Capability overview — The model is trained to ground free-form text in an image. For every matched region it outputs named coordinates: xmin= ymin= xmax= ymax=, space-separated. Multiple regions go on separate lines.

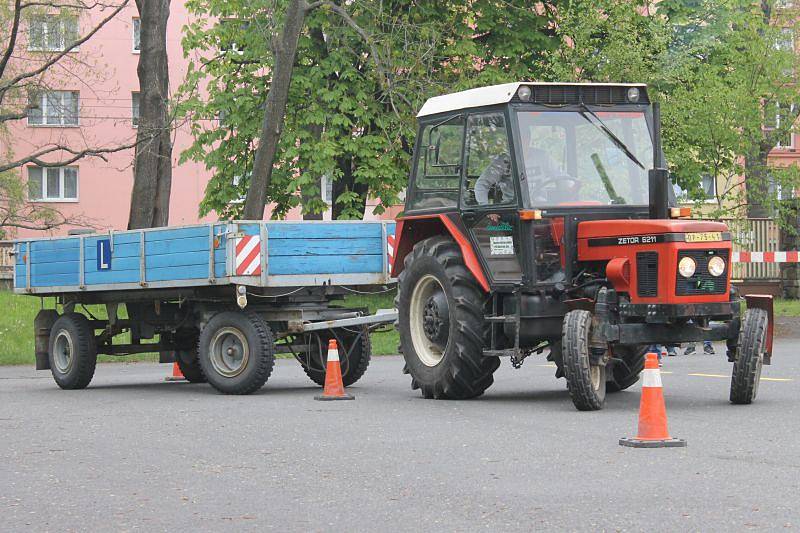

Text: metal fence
xmin=718 ymin=218 xmax=781 ymax=281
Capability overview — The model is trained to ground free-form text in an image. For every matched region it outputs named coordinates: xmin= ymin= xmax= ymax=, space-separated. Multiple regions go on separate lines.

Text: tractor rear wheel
xmin=730 ymin=308 xmax=768 ymax=404
xmin=562 ymin=310 xmax=606 ymax=410
xmin=397 ymin=236 xmax=499 ymax=399
xmin=607 ymin=344 xmax=647 ymax=392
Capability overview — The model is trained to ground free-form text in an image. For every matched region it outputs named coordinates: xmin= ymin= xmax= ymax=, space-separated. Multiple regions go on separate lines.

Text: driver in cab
xmin=474 ymin=148 xmax=565 ymax=205
xmin=473 ymin=122 xmax=579 ymax=205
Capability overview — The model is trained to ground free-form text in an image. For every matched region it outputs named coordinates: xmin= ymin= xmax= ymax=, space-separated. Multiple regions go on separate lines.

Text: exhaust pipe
xmin=649 ymin=102 xmax=669 ymax=220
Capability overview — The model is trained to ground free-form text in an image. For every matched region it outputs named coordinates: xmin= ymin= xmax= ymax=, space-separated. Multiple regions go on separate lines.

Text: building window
xmin=321 ymin=174 xmax=333 ymax=205
xmin=765 ymin=101 xmax=795 ymax=148
xmin=701 ymin=174 xmax=717 ymax=202
xmin=27 ymin=91 xmax=79 ymax=126
xmin=132 ymin=92 xmax=140 ymax=127
xmin=29 ymin=14 xmax=78 ymax=52
xmin=132 ymin=17 xmax=140 ymax=52
xmin=776 ymin=28 xmax=796 ymax=52
xmin=28 ymin=166 xmax=79 ymax=202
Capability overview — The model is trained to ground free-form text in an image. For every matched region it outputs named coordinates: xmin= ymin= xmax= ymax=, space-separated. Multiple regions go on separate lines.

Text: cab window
xmin=406 ymin=115 xmax=464 ymax=211
xmin=463 ymin=113 xmax=514 ymax=207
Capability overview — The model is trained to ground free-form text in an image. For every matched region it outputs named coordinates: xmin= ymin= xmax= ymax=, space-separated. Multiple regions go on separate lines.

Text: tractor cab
xmin=402 ymin=82 xmax=659 ymax=289
xmin=393 ymin=82 xmax=773 ymax=411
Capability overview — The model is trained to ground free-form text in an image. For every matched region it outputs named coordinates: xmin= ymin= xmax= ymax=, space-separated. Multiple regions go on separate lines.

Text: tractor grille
xmin=636 ymin=252 xmax=659 ymax=297
xmin=675 ymin=249 xmax=729 ymax=296
xmin=526 ymin=85 xmax=649 ymax=106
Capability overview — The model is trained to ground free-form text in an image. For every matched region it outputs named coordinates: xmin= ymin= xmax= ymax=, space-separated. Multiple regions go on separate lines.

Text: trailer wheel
xmin=562 ymin=310 xmax=606 ymax=410
xmin=48 ymin=312 xmax=97 ymax=390
xmin=397 ymin=236 xmax=499 ymax=400
xmin=177 ymin=346 xmax=207 ymax=383
xmin=730 ymin=308 xmax=768 ymax=404
xmin=607 ymin=344 xmax=647 ymax=392
xmin=199 ymin=311 xmax=275 ymax=395
xmin=299 ymin=327 xmax=372 ymax=387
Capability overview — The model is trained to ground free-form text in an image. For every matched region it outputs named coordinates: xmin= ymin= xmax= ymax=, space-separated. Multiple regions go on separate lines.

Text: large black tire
xmin=48 ymin=312 xmax=97 ymax=390
xmin=607 ymin=344 xmax=647 ymax=392
xmin=396 ymin=236 xmax=499 ymax=400
xmin=177 ymin=346 xmax=207 ymax=383
xmin=299 ymin=328 xmax=372 ymax=387
xmin=562 ymin=309 xmax=606 ymax=410
xmin=198 ymin=311 xmax=275 ymax=395
xmin=730 ymin=308 xmax=768 ymax=404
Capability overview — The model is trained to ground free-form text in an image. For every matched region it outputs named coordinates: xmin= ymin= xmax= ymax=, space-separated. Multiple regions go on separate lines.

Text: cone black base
xmin=314 ymin=394 xmax=355 ymax=401
xmin=619 ymin=437 xmax=687 ymax=448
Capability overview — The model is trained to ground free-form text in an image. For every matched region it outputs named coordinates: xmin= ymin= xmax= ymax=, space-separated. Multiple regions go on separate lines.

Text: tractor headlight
xmin=517 ymin=85 xmax=532 ymax=102
xmin=678 ymin=256 xmax=696 ymax=278
xmin=708 ymin=256 xmax=726 ymax=277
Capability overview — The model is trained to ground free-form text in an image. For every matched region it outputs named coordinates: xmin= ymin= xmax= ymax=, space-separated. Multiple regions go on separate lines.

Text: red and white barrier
xmin=732 ymin=251 xmax=800 ymax=263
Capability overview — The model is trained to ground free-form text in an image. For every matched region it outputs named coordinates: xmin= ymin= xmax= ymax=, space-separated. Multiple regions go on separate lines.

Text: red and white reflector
xmin=235 ymin=235 xmax=261 ymax=276
xmin=387 ymin=234 xmax=396 ymax=270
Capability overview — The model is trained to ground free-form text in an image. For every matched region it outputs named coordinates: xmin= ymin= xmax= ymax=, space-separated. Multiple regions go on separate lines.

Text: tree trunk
xmin=128 ymin=0 xmax=172 ymax=230
xmin=744 ymin=148 xmax=771 ymax=219
xmin=779 ymin=199 xmax=800 ymax=298
xmin=331 ymin=154 xmax=368 ymax=219
xmin=242 ymin=0 xmax=308 ymax=220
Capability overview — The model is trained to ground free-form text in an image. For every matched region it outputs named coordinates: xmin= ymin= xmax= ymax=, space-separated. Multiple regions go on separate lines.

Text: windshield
xmin=516 ymin=110 xmax=653 ymax=207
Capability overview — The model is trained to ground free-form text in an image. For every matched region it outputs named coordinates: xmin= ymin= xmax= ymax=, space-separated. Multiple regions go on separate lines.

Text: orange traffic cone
xmin=619 ymin=353 xmax=686 ymax=448
xmin=165 ymin=361 xmax=186 ymax=382
xmin=314 ymin=339 xmax=354 ymax=401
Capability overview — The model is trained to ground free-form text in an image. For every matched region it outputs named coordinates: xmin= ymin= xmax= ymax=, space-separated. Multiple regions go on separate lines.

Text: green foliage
xmin=544 ymin=0 xmax=800 ymax=225
xmin=179 ymin=1 xmax=566 ymax=219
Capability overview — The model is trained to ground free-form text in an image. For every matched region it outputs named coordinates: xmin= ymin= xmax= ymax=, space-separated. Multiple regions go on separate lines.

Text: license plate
xmin=685 ymin=232 xmax=722 ymax=243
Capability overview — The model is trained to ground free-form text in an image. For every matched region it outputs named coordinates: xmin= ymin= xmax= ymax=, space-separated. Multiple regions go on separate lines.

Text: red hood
xmin=578 ymin=219 xmax=729 ymax=240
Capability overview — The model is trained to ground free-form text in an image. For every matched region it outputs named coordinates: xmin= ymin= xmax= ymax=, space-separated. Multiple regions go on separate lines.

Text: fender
xmin=392 ymin=213 xmax=490 ymax=292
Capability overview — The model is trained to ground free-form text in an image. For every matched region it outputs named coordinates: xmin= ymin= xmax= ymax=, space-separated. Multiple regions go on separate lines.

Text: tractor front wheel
xmin=397 ymin=236 xmax=499 ymax=400
xmin=607 ymin=344 xmax=647 ymax=392
xmin=730 ymin=308 xmax=768 ymax=404
xmin=562 ymin=310 xmax=606 ymax=410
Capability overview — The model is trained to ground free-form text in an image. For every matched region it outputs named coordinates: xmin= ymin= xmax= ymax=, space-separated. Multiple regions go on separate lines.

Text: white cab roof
xmin=416 ymin=82 xmax=648 ymax=118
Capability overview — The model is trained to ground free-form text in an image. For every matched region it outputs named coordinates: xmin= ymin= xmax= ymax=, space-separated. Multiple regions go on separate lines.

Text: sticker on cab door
xmin=490 ymin=236 xmax=514 ymax=255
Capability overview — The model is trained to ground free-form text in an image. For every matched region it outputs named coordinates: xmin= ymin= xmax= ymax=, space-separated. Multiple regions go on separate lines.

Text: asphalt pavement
xmin=1 ymin=341 xmax=799 ymax=532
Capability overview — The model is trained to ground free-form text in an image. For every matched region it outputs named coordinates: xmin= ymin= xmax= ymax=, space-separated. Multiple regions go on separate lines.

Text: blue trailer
xmin=12 ymin=220 xmax=397 ymax=394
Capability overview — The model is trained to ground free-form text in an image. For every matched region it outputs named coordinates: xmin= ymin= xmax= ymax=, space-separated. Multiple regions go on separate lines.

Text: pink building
xmin=8 ymin=2 xmax=398 ymax=239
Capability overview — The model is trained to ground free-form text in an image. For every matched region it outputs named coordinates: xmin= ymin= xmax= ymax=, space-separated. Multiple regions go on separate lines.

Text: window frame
xmin=460 ymin=109 xmax=518 ymax=210
xmin=27 ymin=166 xmax=79 ymax=202
xmin=27 ymin=90 xmax=80 ymax=127
xmin=404 ymin=113 xmax=466 ymax=214
xmin=765 ymin=101 xmax=796 ymax=149
xmin=28 ymin=14 xmax=79 ymax=52
xmin=701 ymin=174 xmax=718 ymax=204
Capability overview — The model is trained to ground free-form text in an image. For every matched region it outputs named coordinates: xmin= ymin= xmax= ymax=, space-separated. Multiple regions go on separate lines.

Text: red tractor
xmin=392 ymin=82 xmax=773 ymax=411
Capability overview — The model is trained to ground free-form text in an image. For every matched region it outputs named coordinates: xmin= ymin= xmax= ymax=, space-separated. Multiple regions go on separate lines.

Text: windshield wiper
xmin=579 ymin=103 xmax=646 ymax=171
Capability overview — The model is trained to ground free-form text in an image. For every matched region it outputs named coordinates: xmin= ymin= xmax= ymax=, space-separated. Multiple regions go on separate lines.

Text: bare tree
xmin=127 ymin=0 xmax=172 ymax=229
xmin=0 ymin=0 xmax=132 ymax=236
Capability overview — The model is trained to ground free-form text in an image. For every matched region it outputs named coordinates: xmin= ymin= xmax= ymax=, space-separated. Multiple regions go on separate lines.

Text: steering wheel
xmin=531 ymin=174 xmax=581 ymax=203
